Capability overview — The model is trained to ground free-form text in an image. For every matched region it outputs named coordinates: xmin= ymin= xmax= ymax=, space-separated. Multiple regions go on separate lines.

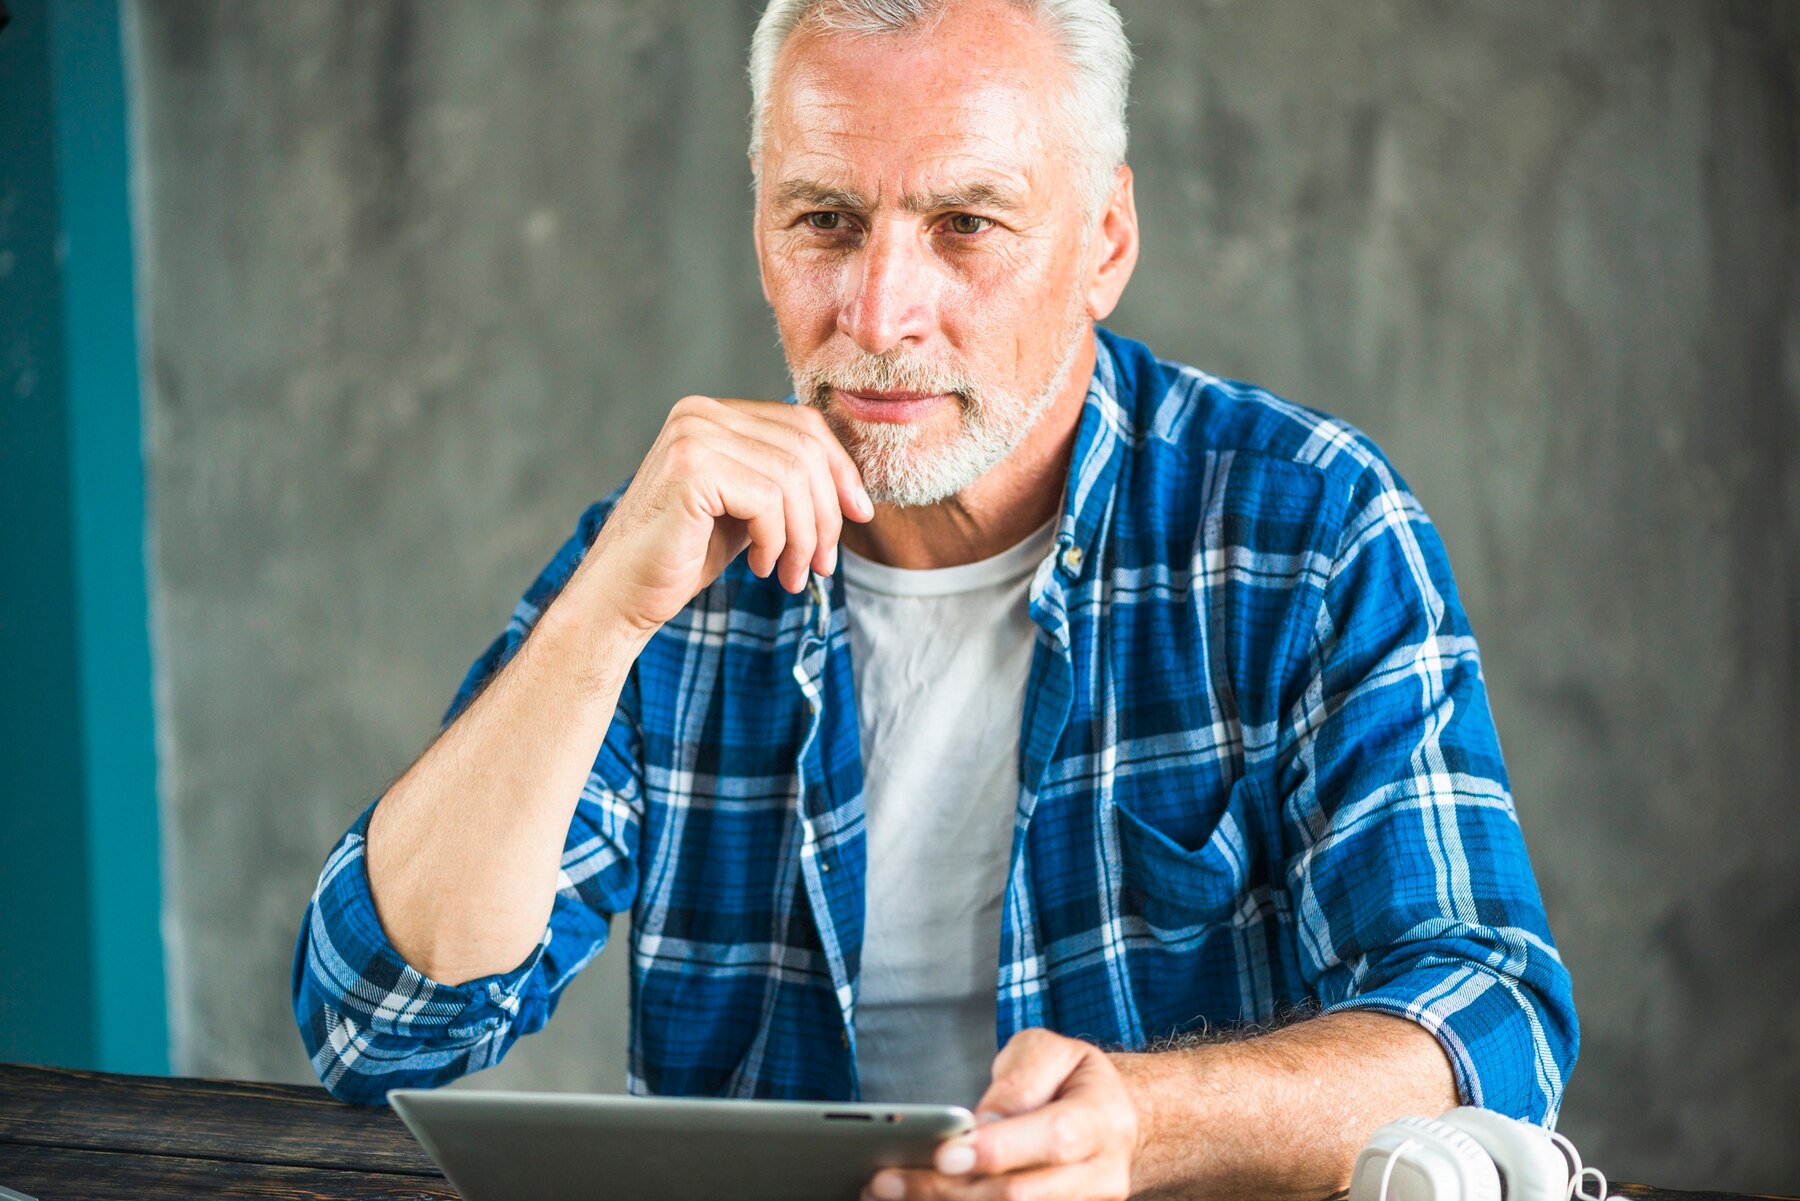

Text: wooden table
xmin=0 ymin=1064 xmax=448 ymax=1199
xmin=0 ymin=1063 xmax=1789 ymax=1200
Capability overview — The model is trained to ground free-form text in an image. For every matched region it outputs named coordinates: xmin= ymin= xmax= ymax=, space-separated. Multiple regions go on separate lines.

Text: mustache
xmin=793 ymin=353 xmax=980 ymax=407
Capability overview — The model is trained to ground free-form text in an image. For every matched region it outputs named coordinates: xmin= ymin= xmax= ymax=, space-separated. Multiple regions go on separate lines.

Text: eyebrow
xmin=771 ymin=178 xmax=1025 ymax=215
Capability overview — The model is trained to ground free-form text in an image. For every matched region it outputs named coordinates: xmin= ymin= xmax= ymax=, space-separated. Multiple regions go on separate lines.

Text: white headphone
xmin=1349 ymin=1107 xmax=1617 ymax=1201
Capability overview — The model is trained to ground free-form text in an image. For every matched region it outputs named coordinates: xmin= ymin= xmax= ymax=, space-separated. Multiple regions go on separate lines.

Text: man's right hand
xmin=574 ymin=395 xmax=873 ymax=636
xmin=362 ymin=395 xmax=870 ymax=987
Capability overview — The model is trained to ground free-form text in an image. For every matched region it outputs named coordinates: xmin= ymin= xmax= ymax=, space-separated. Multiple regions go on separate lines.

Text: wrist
xmin=1108 ymin=1051 xmax=1165 ymax=1176
xmin=1109 ymin=1047 xmax=1222 ymax=1199
xmin=533 ymin=578 xmax=656 ymax=699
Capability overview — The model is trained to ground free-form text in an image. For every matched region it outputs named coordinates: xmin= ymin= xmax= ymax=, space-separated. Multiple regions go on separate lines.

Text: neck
xmin=840 ymin=327 xmax=1096 ymax=570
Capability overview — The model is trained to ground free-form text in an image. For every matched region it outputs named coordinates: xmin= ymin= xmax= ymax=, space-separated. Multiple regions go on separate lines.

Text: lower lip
xmin=833 ymin=389 xmax=953 ymax=424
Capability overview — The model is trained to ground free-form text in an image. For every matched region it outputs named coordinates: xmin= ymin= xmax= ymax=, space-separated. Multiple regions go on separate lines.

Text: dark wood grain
xmin=0 ymin=1064 xmax=1791 ymax=1201
xmin=0 ymin=1065 xmax=435 ymax=1176
xmin=0 ymin=1142 xmax=456 ymax=1201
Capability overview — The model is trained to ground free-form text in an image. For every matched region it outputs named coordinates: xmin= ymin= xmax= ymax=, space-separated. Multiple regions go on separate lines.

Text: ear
xmin=1085 ymin=164 xmax=1139 ymax=322
xmin=750 ymin=153 xmax=773 ymax=306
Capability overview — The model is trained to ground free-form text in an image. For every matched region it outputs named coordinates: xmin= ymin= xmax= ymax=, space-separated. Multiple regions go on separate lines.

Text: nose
xmin=837 ymin=223 xmax=936 ymax=356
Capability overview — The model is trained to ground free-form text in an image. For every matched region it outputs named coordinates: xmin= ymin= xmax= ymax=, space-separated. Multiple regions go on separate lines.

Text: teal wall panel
xmin=0 ymin=0 xmax=167 ymax=1074
xmin=50 ymin=0 xmax=167 ymax=1077
xmin=0 ymin=0 xmax=99 ymax=1070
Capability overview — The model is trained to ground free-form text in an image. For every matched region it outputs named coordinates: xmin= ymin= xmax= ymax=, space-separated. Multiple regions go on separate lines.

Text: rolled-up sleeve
xmin=1278 ymin=455 xmax=1578 ymax=1124
xmin=292 ymin=495 xmax=643 ymax=1103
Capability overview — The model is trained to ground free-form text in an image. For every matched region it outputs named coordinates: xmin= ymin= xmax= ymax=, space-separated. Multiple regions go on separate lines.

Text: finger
xmin=715 ymin=402 xmax=863 ymax=570
xmin=976 ymin=1029 xmax=1090 ymax=1121
xmin=725 ymin=408 xmax=845 ymax=576
xmin=683 ymin=400 xmax=840 ymax=577
xmin=791 ymin=402 xmax=874 ymax=523
xmin=720 ymin=397 xmax=872 ymax=523
xmin=702 ymin=435 xmax=818 ymax=592
xmin=964 ymin=1097 xmax=1107 ymax=1177
xmin=968 ymin=1042 xmax=1125 ymax=1176
xmin=672 ymin=440 xmax=789 ymax=582
xmin=861 ymin=1167 xmax=948 ymax=1201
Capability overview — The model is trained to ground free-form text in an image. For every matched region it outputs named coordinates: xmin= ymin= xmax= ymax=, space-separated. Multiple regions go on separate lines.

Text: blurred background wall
xmin=29 ymin=0 xmax=1796 ymax=1191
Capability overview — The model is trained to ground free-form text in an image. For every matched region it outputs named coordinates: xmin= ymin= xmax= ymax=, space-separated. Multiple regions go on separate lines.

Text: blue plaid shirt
xmin=294 ymin=328 xmax=1577 ymax=1121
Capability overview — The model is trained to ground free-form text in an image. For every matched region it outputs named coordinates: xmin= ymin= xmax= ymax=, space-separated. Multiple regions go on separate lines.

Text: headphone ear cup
xmin=1436 ymin=1107 xmax=1571 ymax=1201
xmin=1350 ymin=1116 xmax=1502 ymax=1201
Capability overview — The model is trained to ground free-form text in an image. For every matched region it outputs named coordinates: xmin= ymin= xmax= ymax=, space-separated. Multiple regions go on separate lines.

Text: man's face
xmin=754 ymin=0 xmax=1102 ymax=506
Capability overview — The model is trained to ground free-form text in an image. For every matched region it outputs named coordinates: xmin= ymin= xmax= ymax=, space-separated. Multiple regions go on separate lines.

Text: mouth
xmin=831 ymin=388 xmax=954 ymax=424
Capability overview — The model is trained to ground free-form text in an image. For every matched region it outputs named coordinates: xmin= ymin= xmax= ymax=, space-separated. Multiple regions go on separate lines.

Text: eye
xmin=945 ymin=213 xmax=992 ymax=236
xmin=804 ymin=211 xmax=846 ymax=231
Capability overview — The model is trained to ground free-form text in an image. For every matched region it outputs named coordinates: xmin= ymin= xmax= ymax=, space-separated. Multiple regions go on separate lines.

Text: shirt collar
xmin=1049 ymin=326 xmax=1133 ymax=586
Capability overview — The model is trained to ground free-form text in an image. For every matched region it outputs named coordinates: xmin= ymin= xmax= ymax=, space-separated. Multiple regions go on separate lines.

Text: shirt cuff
xmin=1323 ymin=961 xmax=1566 ymax=1125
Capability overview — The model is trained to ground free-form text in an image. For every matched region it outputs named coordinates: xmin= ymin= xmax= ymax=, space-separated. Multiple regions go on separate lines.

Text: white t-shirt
xmin=841 ymin=518 xmax=1056 ymax=1107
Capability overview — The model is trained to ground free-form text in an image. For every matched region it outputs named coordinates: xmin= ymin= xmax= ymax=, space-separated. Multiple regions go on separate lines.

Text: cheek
xmin=942 ymin=251 xmax=1072 ymax=360
xmin=974 ymin=233 xmax=1074 ymax=311
xmin=931 ymin=257 xmax=1022 ymax=343
xmin=765 ymin=251 xmax=845 ymax=341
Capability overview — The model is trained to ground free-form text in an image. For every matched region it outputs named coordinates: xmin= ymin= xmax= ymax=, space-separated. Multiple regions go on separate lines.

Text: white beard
xmin=789 ymin=302 xmax=1091 ymax=508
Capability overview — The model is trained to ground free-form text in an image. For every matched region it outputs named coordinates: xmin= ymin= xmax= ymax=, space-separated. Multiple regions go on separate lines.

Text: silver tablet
xmin=388 ymin=1088 xmax=975 ymax=1201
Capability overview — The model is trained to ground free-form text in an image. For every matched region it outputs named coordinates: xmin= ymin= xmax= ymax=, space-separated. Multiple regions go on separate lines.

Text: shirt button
xmin=1060 ymin=545 xmax=1084 ymax=574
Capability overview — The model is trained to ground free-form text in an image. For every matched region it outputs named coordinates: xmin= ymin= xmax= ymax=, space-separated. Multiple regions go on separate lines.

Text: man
xmin=294 ymin=1 xmax=1577 ymax=1197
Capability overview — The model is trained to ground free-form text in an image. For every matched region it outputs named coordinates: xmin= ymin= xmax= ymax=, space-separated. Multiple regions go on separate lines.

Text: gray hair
xmin=747 ymin=0 xmax=1132 ymax=211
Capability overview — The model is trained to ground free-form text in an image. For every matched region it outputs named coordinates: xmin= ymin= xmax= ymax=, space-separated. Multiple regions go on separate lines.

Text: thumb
xmin=976 ymin=1028 xmax=1090 ymax=1120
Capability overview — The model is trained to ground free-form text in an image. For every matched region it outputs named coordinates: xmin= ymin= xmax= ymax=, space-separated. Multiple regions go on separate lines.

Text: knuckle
xmin=751 ymin=475 xmax=784 ymax=509
xmin=994 ymin=1178 xmax=1035 ymax=1201
xmin=794 ymin=429 xmax=829 ymax=468
xmin=663 ymin=435 xmax=704 ymax=473
xmin=781 ymin=429 xmax=828 ymax=478
xmin=1047 ymin=1111 xmax=1086 ymax=1163
xmin=885 ymin=1170 xmax=929 ymax=1201
xmin=669 ymin=394 xmax=709 ymax=420
xmin=663 ymin=418 xmax=715 ymax=457
xmin=796 ymin=410 xmax=838 ymax=450
xmin=1110 ymin=1103 xmax=1137 ymax=1143
xmin=774 ymin=447 xmax=807 ymax=478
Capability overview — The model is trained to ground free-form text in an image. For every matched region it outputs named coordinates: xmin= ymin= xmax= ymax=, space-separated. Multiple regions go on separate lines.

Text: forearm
xmin=364 ymin=573 xmax=650 ymax=985
xmin=1112 ymin=1011 xmax=1458 ymax=1201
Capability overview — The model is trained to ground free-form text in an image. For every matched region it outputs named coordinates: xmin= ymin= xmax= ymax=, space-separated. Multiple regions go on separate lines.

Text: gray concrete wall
xmin=127 ymin=0 xmax=1798 ymax=1190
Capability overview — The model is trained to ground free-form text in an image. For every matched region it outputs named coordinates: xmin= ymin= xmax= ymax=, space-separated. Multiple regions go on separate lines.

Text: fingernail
xmin=855 ymin=486 xmax=874 ymax=518
xmin=937 ymin=1140 xmax=976 ymax=1176
xmin=870 ymin=1170 xmax=905 ymax=1200
xmin=975 ymin=1110 xmax=1005 ymax=1125
xmin=826 ymin=544 xmax=839 ymax=575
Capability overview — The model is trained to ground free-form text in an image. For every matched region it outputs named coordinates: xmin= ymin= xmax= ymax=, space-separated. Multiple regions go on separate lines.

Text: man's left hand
xmin=862 ymin=1029 xmax=1143 ymax=1201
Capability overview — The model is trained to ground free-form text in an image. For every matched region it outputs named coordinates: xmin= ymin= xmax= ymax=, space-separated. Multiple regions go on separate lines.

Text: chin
xmin=845 ymin=422 xmax=1017 ymax=509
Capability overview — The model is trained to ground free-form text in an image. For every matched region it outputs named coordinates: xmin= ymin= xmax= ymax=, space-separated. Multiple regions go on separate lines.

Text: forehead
xmin=762 ymin=1 xmax=1070 ymax=195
